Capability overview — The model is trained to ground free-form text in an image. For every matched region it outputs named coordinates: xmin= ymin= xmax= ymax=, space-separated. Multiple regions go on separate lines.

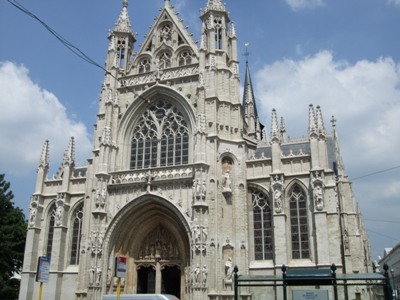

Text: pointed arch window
xmin=178 ymin=51 xmax=192 ymax=66
xmin=139 ymin=58 xmax=151 ymax=74
xmin=46 ymin=204 xmax=56 ymax=258
xmin=289 ymin=185 xmax=310 ymax=259
xmin=251 ymin=189 xmax=273 ymax=260
xmin=158 ymin=52 xmax=172 ymax=70
xmin=117 ymin=39 xmax=126 ymax=69
xmin=130 ymin=99 xmax=189 ymax=169
xmin=70 ymin=203 xmax=84 ymax=265
xmin=214 ymin=17 xmax=223 ymax=50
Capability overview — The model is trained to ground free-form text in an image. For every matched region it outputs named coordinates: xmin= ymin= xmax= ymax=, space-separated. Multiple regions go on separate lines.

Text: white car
xmin=102 ymin=294 xmax=179 ymax=300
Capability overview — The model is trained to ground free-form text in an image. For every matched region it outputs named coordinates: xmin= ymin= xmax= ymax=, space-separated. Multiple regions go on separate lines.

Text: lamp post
xmin=391 ymin=269 xmax=397 ymax=300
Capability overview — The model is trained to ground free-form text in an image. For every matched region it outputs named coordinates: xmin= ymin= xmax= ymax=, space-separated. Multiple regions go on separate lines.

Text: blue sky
xmin=0 ymin=0 xmax=399 ymax=261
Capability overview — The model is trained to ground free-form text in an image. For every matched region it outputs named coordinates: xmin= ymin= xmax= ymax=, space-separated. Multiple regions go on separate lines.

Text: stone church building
xmin=19 ymin=1 xmax=372 ymax=299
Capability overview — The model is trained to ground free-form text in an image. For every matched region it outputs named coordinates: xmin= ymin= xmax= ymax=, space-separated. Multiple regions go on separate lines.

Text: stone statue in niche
xmin=274 ymin=189 xmax=283 ymax=213
xmin=202 ymin=265 xmax=208 ymax=286
xmin=225 ymin=257 xmax=234 ymax=283
xmin=222 ymin=170 xmax=232 ymax=192
xmin=313 ymin=184 xmax=324 ymax=211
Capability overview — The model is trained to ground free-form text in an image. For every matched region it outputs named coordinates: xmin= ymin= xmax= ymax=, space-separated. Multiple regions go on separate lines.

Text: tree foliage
xmin=0 ymin=174 xmax=27 ymax=299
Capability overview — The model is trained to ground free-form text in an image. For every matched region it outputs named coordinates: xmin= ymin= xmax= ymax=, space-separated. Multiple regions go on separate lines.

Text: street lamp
xmin=390 ymin=269 xmax=397 ymax=300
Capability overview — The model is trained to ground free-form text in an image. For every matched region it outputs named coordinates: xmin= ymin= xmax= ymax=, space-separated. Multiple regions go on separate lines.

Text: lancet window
xmin=178 ymin=50 xmax=192 ymax=66
xmin=70 ymin=203 xmax=84 ymax=265
xmin=46 ymin=204 xmax=56 ymax=258
xmin=214 ymin=17 xmax=223 ymax=50
xmin=251 ymin=189 xmax=273 ymax=260
xmin=158 ymin=52 xmax=172 ymax=70
xmin=138 ymin=58 xmax=151 ymax=74
xmin=117 ymin=39 xmax=126 ymax=69
xmin=130 ymin=99 xmax=189 ymax=169
xmin=289 ymin=184 xmax=310 ymax=259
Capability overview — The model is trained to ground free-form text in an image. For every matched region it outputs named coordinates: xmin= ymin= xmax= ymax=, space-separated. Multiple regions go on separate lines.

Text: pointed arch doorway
xmin=106 ymin=196 xmax=190 ymax=299
xmin=136 ymin=225 xmax=182 ymax=297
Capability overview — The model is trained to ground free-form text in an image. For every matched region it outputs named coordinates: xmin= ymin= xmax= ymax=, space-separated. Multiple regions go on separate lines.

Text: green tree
xmin=0 ymin=174 xmax=27 ymax=299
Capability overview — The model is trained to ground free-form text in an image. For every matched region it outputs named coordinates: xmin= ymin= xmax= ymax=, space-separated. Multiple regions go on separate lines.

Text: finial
xmin=123 ymin=0 xmax=128 ymax=8
xmin=164 ymin=0 xmax=170 ymax=7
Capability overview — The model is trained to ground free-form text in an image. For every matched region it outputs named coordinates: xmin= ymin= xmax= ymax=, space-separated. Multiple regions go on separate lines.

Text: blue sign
xmin=36 ymin=256 xmax=50 ymax=283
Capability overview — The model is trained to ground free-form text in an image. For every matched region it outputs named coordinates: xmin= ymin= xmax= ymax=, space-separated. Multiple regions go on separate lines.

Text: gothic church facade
xmin=19 ymin=1 xmax=371 ymax=299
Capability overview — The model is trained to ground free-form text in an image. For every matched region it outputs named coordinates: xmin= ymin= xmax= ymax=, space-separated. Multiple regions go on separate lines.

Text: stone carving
xmin=101 ymin=127 xmax=112 ymax=146
xmin=196 ymin=113 xmax=206 ymax=133
xmin=95 ymin=188 xmax=107 ymax=208
xmin=274 ymin=189 xmax=283 ymax=213
xmin=202 ymin=265 xmax=208 ymax=287
xmin=225 ymin=257 xmax=234 ymax=283
xmin=55 ymin=196 xmax=65 ymax=226
xmin=95 ymin=267 xmax=102 ymax=286
xmin=89 ymin=266 xmax=96 ymax=286
xmin=192 ymin=264 xmax=201 ymax=286
xmin=311 ymin=171 xmax=325 ymax=211
xmin=222 ymin=171 xmax=232 ymax=192
xmin=313 ymin=185 xmax=324 ymax=211
xmin=28 ymin=196 xmax=39 ymax=227
xmin=88 ymin=230 xmax=104 ymax=255
xmin=271 ymin=174 xmax=284 ymax=214
xmin=137 ymin=225 xmax=179 ymax=260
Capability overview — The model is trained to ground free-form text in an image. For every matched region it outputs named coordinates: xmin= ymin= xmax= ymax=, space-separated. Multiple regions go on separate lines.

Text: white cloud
xmin=253 ymin=51 xmax=400 ymax=258
xmin=285 ymin=0 xmax=325 ymax=11
xmin=254 ymin=51 xmax=400 ymax=169
xmin=0 ymin=61 xmax=92 ymax=176
xmin=387 ymin=0 xmax=400 ymax=6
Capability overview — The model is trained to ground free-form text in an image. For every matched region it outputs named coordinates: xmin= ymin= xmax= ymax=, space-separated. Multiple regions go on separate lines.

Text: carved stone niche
xmin=310 ymin=170 xmax=325 ymax=211
xmin=222 ymin=240 xmax=234 ymax=287
xmin=270 ymin=175 xmax=284 ymax=214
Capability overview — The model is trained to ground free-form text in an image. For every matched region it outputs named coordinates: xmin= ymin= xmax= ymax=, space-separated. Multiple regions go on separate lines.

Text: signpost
xmin=36 ymin=256 xmax=50 ymax=300
xmin=115 ymin=257 xmax=127 ymax=300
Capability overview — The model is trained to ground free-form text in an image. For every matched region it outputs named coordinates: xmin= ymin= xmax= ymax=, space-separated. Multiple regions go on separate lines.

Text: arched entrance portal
xmin=135 ymin=225 xmax=182 ymax=297
xmin=105 ymin=196 xmax=190 ymax=299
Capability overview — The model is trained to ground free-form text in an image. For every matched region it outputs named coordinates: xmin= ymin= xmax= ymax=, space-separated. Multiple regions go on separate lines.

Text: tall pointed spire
xmin=113 ymin=0 xmax=133 ymax=33
xmin=38 ymin=140 xmax=50 ymax=171
xmin=243 ymin=61 xmax=262 ymax=139
xmin=316 ymin=105 xmax=326 ymax=138
xmin=308 ymin=104 xmax=317 ymax=138
xmin=62 ymin=137 xmax=75 ymax=167
xmin=270 ymin=109 xmax=281 ymax=144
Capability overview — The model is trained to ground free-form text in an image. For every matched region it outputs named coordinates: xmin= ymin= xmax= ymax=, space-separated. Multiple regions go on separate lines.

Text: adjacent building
xmin=19 ymin=1 xmax=372 ymax=299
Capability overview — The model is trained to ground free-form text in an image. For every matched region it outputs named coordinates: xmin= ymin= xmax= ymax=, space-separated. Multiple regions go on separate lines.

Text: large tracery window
xmin=46 ymin=204 xmax=56 ymax=258
xmin=130 ymin=99 xmax=189 ymax=169
xmin=251 ymin=189 xmax=273 ymax=260
xmin=70 ymin=203 xmax=84 ymax=265
xmin=289 ymin=185 xmax=310 ymax=259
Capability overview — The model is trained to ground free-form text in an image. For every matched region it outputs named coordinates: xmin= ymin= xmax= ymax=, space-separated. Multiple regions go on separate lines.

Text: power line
xmin=7 ymin=0 xmax=110 ymax=76
xmin=351 ymin=165 xmax=400 ymax=181
xmin=367 ymin=228 xmax=400 ymax=243
xmin=364 ymin=218 xmax=400 ymax=224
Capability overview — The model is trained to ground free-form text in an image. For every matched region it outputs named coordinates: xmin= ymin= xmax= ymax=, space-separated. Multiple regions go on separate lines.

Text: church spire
xmin=113 ymin=0 xmax=133 ymax=33
xmin=308 ymin=104 xmax=317 ymax=138
xmin=270 ymin=109 xmax=281 ymax=144
xmin=62 ymin=137 xmax=75 ymax=167
xmin=38 ymin=140 xmax=50 ymax=171
xmin=243 ymin=61 xmax=261 ymax=139
xmin=316 ymin=105 xmax=327 ymax=139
